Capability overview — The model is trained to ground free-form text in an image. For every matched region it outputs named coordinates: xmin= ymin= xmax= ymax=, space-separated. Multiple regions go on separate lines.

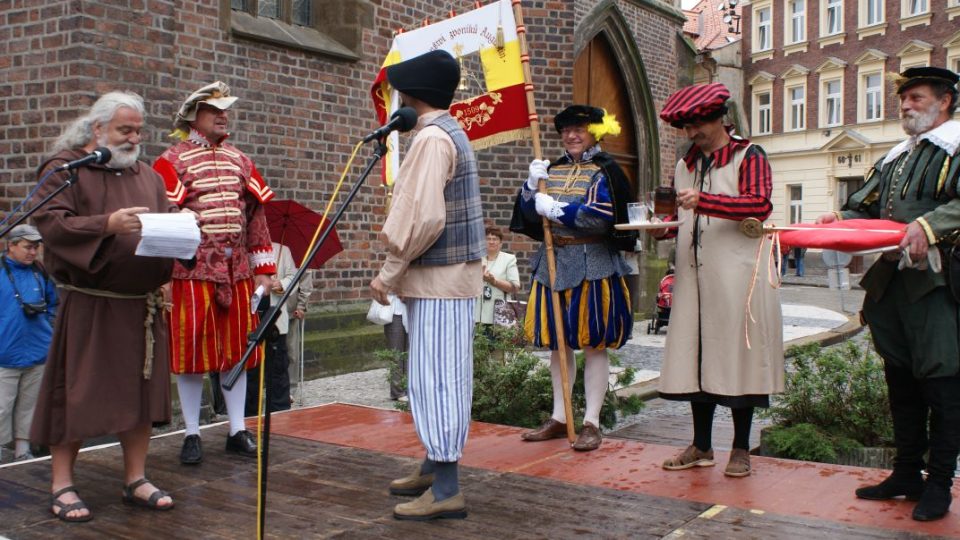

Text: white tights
xmin=549 ymin=347 xmax=609 ymax=427
xmin=176 ymin=373 xmax=248 ymax=437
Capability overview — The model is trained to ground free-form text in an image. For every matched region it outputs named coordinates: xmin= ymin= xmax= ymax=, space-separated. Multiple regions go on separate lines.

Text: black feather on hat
xmin=386 ymin=50 xmax=460 ymax=109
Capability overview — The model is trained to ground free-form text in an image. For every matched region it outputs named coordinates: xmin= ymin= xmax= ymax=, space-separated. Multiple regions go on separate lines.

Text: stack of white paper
xmin=135 ymin=213 xmax=201 ymax=259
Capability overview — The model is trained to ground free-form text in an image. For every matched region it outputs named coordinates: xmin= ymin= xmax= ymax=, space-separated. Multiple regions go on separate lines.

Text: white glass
xmin=627 ymin=202 xmax=650 ymax=225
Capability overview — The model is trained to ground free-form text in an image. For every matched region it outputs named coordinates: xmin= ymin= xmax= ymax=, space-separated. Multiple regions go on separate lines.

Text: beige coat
xmin=658 ymin=145 xmax=784 ymax=397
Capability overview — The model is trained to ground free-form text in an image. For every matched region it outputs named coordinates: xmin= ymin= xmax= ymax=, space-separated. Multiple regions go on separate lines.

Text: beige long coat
xmin=658 ymin=145 xmax=784 ymax=398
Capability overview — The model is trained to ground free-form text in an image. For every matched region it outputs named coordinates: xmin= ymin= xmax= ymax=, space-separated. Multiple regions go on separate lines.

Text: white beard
xmin=901 ymin=102 xmax=939 ymax=135
xmin=97 ymin=135 xmax=141 ymax=169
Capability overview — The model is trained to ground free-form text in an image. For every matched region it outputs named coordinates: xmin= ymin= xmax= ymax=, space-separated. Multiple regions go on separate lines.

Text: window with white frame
xmin=757 ymin=92 xmax=772 ymax=134
xmin=757 ymin=7 xmax=772 ymax=50
xmin=865 ymin=0 xmax=883 ymax=24
xmin=825 ymin=0 xmax=843 ymax=34
xmin=865 ymin=73 xmax=882 ymax=120
xmin=907 ymin=0 xmax=928 ymax=15
xmin=954 ymin=57 xmax=960 ymax=74
xmin=789 ymin=0 xmax=806 ymax=43
xmin=824 ymin=79 xmax=842 ymax=126
xmin=788 ymin=86 xmax=806 ymax=130
xmin=789 ymin=185 xmax=803 ymax=224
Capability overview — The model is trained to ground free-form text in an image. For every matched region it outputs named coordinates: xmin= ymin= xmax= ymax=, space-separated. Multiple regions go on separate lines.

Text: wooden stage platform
xmin=2 ymin=403 xmax=957 ymax=539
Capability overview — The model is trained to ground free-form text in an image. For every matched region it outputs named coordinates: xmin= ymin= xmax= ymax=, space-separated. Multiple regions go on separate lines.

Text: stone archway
xmin=575 ymin=1 xmax=661 ymax=196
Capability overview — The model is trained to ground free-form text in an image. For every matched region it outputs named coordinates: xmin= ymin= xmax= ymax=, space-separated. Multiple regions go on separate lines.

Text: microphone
xmin=362 ymin=107 xmax=418 ymax=143
xmin=55 ymin=147 xmax=112 ymax=171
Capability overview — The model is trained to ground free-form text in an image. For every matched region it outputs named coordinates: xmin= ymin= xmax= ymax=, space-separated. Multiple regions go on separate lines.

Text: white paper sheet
xmin=134 ymin=213 xmax=201 ymax=259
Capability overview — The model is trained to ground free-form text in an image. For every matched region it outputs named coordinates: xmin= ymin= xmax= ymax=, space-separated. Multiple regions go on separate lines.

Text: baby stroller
xmin=647 ymin=270 xmax=675 ymax=334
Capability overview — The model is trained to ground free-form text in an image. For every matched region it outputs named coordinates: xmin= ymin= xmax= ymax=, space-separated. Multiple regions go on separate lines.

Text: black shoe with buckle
xmin=225 ymin=430 xmax=257 ymax=457
xmin=180 ymin=434 xmax=202 ymax=465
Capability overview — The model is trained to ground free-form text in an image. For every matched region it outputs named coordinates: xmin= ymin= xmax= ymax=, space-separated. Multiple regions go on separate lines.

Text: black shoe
xmin=913 ymin=482 xmax=952 ymax=521
xmin=180 ymin=434 xmax=202 ymax=465
xmin=855 ymin=471 xmax=924 ymax=501
xmin=225 ymin=430 xmax=257 ymax=457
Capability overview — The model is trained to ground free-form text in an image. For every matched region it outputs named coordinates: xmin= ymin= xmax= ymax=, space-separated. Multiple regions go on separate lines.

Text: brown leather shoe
xmin=662 ymin=445 xmax=715 ymax=470
xmin=724 ymin=448 xmax=751 ymax=477
xmin=521 ymin=418 xmax=567 ymax=441
xmin=572 ymin=422 xmax=602 ymax=451
xmin=393 ymin=490 xmax=467 ymax=521
xmin=389 ymin=467 xmax=434 ymax=496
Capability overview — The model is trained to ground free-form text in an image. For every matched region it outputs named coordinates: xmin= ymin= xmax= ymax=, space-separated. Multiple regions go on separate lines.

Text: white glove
xmin=534 ymin=192 xmax=568 ymax=223
xmin=525 ymin=159 xmax=551 ymax=190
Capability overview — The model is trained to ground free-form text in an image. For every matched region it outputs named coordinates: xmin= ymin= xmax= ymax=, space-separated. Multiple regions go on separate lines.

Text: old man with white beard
xmin=31 ymin=91 xmax=182 ymax=521
xmin=817 ymin=66 xmax=960 ymax=522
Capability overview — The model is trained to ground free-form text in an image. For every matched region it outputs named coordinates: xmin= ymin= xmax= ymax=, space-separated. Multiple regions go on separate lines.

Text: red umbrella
xmin=264 ymin=199 xmax=343 ymax=269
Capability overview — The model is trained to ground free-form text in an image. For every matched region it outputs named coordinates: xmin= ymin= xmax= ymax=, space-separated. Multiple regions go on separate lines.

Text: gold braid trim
xmin=936 ymin=155 xmax=951 ymax=199
xmin=916 ymin=216 xmax=937 ymax=245
xmin=59 ymin=285 xmax=164 ymax=380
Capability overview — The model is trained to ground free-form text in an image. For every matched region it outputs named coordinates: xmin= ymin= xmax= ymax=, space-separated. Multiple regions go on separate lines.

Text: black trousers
xmin=885 ymin=362 xmax=960 ymax=486
xmin=245 ymin=331 xmax=292 ymax=415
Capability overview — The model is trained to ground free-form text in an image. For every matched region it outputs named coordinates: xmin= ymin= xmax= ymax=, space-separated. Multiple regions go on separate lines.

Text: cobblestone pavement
xmin=293 ymin=281 xmax=869 ymax=433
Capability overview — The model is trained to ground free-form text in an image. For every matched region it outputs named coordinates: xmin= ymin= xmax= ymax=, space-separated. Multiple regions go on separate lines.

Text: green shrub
xmin=760 ymin=339 xmax=893 ymax=461
xmin=763 ymin=423 xmax=860 ymax=463
xmin=384 ymin=324 xmax=643 ymax=429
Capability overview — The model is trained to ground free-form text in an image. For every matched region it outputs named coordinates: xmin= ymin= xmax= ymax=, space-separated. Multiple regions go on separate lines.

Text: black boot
xmin=855 ymin=470 xmax=924 ymax=501
xmin=225 ymin=430 xmax=257 ymax=457
xmin=913 ymin=480 xmax=952 ymax=521
xmin=180 ymin=434 xmax=203 ymax=465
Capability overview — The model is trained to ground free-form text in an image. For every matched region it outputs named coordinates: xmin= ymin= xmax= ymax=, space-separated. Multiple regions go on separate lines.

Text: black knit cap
xmin=897 ymin=66 xmax=960 ymax=94
xmin=386 ymin=50 xmax=460 ymax=109
xmin=554 ymin=105 xmax=604 ymax=132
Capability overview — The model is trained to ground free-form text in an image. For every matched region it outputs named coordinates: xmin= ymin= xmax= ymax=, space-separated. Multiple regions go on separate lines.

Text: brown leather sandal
xmin=50 ymin=485 xmax=93 ymax=523
xmin=724 ymin=448 xmax=752 ymax=477
xmin=662 ymin=445 xmax=715 ymax=470
xmin=122 ymin=478 xmax=175 ymax=511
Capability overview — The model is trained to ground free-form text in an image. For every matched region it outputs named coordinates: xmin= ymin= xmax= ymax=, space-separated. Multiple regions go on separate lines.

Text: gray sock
xmin=419 ymin=457 xmax=436 ymax=476
xmin=432 ymin=461 xmax=459 ymax=501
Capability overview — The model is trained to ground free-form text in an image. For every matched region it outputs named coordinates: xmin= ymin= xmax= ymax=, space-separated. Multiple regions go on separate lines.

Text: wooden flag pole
xmin=513 ymin=0 xmax=576 ymax=444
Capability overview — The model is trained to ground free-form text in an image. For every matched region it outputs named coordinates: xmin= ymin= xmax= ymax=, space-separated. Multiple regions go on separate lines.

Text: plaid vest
xmin=414 ymin=113 xmax=486 ymax=266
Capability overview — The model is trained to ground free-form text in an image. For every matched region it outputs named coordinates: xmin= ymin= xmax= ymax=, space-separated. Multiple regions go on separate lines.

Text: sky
xmin=681 ymin=0 xmax=699 ymax=9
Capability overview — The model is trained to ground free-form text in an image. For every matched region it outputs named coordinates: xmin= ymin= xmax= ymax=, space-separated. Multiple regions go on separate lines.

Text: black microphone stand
xmin=220 ymin=138 xmax=389 ymax=539
xmin=0 ymin=168 xmax=76 ymax=238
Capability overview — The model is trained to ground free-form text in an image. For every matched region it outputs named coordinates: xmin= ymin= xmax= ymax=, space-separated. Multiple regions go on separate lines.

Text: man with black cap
xmin=654 ymin=82 xmax=783 ymax=479
xmin=154 ymin=81 xmax=276 ymax=465
xmin=369 ymin=49 xmax=485 ymax=520
xmin=510 ymin=104 xmax=635 ymax=451
xmin=817 ymin=66 xmax=960 ymax=521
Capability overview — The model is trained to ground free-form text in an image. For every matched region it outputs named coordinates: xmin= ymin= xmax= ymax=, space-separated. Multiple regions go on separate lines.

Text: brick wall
xmin=0 ymin=0 xmax=683 ymax=308
xmin=742 ymin=0 xmax=958 ymax=134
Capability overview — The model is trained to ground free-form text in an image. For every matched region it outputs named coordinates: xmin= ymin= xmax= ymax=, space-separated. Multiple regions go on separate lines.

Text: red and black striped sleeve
xmin=696 ymin=145 xmax=773 ymax=221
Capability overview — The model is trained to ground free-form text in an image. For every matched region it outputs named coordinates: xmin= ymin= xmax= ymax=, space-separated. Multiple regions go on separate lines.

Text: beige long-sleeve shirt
xmin=377 ymin=110 xmax=482 ymax=299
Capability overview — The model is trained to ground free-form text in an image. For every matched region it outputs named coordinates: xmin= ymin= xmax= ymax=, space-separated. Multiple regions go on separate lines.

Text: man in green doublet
xmin=817 ymin=66 xmax=960 ymax=522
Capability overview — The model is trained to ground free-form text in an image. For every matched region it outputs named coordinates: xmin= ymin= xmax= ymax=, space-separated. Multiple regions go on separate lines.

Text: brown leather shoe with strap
xmin=521 ymin=418 xmax=567 ymax=441
xmin=662 ymin=445 xmax=715 ymax=470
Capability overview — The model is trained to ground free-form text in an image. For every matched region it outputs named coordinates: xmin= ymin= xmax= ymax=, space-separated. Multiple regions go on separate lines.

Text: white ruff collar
xmin=884 ymin=120 xmax=960 ymax=166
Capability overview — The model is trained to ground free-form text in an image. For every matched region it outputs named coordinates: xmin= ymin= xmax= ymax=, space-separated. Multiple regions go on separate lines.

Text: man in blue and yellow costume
xmin=818 ymin=66 xmax=960 ymax=522
xmin=511 ymin=105 xmax=635 ymax=451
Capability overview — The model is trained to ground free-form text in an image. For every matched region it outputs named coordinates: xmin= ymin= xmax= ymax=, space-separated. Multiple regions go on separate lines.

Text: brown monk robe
xmin=29 ymin=150 xmax=176 ymax=446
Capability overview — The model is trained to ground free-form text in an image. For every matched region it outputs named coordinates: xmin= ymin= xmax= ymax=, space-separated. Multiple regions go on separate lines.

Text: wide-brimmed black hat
xmin=386 ymin=50 xmax=460 ymax=109
xmin=896 ymin=66 xmax=960 ymax=94
xmin=553 ymin=105 xmax=604 ymax=132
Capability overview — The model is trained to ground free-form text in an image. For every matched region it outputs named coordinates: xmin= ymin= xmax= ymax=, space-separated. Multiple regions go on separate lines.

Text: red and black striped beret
xmin=659 ymin=83 xmax=731 ymax=127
